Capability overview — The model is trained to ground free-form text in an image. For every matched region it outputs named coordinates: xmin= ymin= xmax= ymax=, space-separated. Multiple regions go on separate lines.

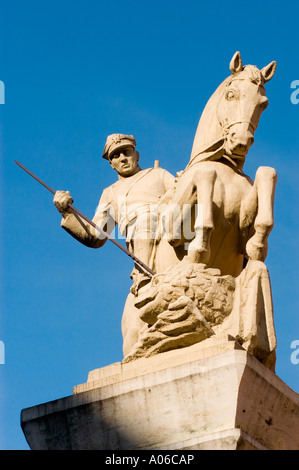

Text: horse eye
xmin=226 ymin=89 xmax=236 ymax=100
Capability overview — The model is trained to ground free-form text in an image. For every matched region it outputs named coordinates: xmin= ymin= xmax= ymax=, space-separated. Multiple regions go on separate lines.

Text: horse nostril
xmin=229 ymin=133 xmax=254 ymax=148
xmin=229 ymin=132 xmax=237 ymax=143
xmin=244 ymin=136 xmax=254 ymax=148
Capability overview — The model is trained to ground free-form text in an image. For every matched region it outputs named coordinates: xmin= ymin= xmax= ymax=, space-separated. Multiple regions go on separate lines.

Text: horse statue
xmin=123 ymin=52 xmax=278 ymax=371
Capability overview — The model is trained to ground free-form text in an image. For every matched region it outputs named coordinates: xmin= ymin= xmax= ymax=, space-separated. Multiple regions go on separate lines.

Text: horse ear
xmin=229 ymin=51 xmax=243 ymax=74
xmin=261 ymin=61 xmax=277 ymax=83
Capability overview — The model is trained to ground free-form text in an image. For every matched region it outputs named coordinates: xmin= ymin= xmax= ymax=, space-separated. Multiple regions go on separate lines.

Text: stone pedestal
xmin=21 ymin=335 xmax=299 ymax=450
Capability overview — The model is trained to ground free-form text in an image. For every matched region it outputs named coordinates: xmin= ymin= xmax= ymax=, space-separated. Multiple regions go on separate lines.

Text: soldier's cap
xmin=102 ymin=134 xmax=136 ymax=160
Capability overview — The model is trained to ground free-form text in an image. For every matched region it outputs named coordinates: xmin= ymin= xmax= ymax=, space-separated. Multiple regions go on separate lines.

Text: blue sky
xmin=0 ymin=0 xmax=298 ymax=450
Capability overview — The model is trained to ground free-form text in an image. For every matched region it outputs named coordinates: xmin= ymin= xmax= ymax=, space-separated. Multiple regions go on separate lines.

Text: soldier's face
xmin=109 ymin=146 xmax=139 ymax=177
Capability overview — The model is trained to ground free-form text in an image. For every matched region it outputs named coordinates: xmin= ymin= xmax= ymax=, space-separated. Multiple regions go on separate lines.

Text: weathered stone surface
xmin=21 ymin=340 xmax=299 ymax=450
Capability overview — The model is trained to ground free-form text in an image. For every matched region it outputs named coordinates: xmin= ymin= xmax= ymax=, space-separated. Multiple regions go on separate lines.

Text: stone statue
xmin=53 ymin=52 xmax=278 ymax=372
xmin=20 ymin=52 xmax=299 ymax=453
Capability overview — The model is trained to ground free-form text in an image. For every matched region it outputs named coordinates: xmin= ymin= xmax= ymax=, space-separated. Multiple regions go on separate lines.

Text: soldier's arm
xmin=54 ymin=189 xmax=117 ymax=249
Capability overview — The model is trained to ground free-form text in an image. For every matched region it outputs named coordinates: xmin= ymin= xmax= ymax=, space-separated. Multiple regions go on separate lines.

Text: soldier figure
xmin=53 ymin=134 xmax=175 ymax=354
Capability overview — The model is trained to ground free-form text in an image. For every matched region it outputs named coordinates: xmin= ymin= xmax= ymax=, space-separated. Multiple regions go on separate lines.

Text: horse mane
xmin=187 ymin=65 xmax=264 ymax=169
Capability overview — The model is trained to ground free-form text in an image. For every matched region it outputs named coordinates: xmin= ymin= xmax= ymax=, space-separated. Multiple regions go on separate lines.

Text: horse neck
xmin=189 ymin=80 xmax=229 ymax=166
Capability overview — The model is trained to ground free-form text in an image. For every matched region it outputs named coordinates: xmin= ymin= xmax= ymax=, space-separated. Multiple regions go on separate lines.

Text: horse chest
xmin=214 ymin=172 xmax=252 ymax=223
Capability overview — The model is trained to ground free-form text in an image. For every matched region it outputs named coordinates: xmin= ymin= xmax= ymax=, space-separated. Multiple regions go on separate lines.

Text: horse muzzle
xmin=225 ymin=123 xmax=255 ymax=157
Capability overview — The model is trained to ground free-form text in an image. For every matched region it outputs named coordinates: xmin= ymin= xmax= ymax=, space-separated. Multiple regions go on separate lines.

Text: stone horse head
xmin=188 ymin=51 xmax=276 ymax=170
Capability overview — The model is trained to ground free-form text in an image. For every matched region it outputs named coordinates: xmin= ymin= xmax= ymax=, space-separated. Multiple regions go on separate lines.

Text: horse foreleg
xmin=242 ymin=166 xmax=277 ymax=261
xmin=187 ymin=168 xmax=216 ymax=264
xmin=161 ymin=174 xmax=197 ymax=247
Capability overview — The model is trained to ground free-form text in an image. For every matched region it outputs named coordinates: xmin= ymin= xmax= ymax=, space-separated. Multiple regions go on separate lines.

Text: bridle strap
xmin=223 ymin=120 xmax=257 ymax=133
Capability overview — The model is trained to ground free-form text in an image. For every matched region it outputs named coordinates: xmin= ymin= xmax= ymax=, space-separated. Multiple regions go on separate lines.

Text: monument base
xmin=21 ymin=335 xmax=299 ymax=450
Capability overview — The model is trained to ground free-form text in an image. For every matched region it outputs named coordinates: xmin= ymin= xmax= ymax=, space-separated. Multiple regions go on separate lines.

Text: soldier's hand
xmin=53 ymin=190 xmax=74 ymax=214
